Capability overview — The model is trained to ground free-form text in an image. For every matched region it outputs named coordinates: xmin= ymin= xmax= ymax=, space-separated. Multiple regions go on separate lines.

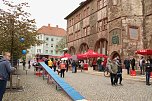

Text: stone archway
xmin=79 ymin=43 xmax=89 ymax=53
xmin=110 ymin=51 xmax=120 ymax=59
xmin=94 ymin=38 xmax=108 ymax=55
xmin=69 ymin=46 xmax=76 ymax=55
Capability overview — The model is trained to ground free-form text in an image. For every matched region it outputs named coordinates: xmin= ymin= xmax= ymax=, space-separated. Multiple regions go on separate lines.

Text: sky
xmin=0 ymin=0 xmax=84 ymax=30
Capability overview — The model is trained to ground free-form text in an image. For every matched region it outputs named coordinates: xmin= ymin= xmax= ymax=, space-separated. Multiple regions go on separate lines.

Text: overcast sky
xmin=0 ymin=0 xmax=85 ymax=30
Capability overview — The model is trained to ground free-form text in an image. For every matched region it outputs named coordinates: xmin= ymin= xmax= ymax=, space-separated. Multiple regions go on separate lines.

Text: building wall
xmin=29 ymin=34 xmax=63 ymax=57
xmin=108 ymin=0 xmax=143 ymax=58
xmin=66 ymin=0 xmax=143 ymax=59
xmin=145 ymin=0 xmax=152 ymax=48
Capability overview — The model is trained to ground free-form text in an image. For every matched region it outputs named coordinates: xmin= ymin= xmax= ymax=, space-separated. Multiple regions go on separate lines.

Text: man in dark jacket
xmin=131 ymin=58 xmax=135 ymax=70
xmin=116 ymin=58 xmax=122 ymax=85
xmin=0 ymin=52 xmax=15 ymax=101
xmin=145 ymin=60 xmax=152 ymax=86
xmin=124 ymin=58 xmax=131 ymax=74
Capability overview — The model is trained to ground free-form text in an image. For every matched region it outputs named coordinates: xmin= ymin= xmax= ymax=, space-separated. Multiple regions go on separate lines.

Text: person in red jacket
xmin=60 ymin=61 xmax=66 ymax=78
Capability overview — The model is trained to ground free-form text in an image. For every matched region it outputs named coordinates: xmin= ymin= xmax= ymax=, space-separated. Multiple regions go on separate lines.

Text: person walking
xmin=124 ymin=58 xmax=131 ymax=74
xmin=97 ymin=58 xmax=102 ymax=71
xmin=66 ymin=60 xmax=69 ymax=72
xmin=139 ymin=56 xmax=145 ymax=75
xmin=72 ymin=60 xmax=77 ymax=73
xmin=0 ymin=52 xmax=15 ymax=101
xmin=116 ymin=58 xmax=122 ymax=85
xmin=22 ymin=59 xmax=26 ymax=70
xmin=53 ymin=60 xmax=57 ymax=72
xmin=131 ymin=58 xmax=135 ymax=70
xmin=60 ymin=61 xmax=66 ymax=78
xmin=28 ymin=59 xmax=31 ymax=69
xmin=48 ymin=59 xmax=53 ymax=69
xmin=145 ymin=60 xmax=152 ymax=86
xmin=80 ymin=61 xmax=84 ymax=72
xmin=107 ymin=58 xmax=118 ymax=86
xmin=92 ymin=59 xmax=97 ymax=70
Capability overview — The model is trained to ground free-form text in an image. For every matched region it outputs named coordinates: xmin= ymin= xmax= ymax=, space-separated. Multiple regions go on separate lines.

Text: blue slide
xmin=39 ymin=62 xmax=88 ymax=101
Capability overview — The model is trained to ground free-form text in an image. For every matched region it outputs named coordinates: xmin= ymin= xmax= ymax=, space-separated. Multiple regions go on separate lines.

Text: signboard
xmin=112 ymin=35 xmax=119 ymax=44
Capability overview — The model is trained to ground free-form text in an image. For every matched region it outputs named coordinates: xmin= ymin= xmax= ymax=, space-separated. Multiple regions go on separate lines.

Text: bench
xmin=39 ymin=62 xmax=88 ymax=101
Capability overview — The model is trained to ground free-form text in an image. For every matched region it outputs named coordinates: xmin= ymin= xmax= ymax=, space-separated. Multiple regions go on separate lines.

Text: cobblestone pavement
xmin=3 ymin=66 xmax=71 ymax=101
xmin=3 ymin=66 xmax=152 ymax=101
xmin=63 ymin=70 xmax=152 ymax=101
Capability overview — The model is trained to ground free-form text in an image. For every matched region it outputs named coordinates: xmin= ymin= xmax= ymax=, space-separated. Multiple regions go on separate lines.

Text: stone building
xmin=144 ymin=0 xmax=152 ymax=49
xmin=65 ymin=0 xmax=143 ymax=59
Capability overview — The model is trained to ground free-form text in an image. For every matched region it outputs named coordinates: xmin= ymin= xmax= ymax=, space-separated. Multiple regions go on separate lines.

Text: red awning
xmin=60 ymin=53 xmax=72 ymax=59
xmin=77 ymin=50 xmax=107 ymax=59
xmin=135 ymin=49 xmax=152 ymax=55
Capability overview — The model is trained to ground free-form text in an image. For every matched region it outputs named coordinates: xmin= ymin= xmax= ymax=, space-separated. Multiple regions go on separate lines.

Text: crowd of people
xmin=1 ymin=52 xmax=152 ymax=101
xmin=40 ymin=56 xmax=152 ymax=86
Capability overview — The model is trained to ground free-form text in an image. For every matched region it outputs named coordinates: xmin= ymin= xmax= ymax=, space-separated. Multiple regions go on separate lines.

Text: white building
xmin=27 ymin=24 xmax=66 ymax=59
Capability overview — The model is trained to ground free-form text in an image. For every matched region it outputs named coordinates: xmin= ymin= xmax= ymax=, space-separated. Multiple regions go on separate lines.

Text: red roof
xmin=37 ymin=24 xmax=66 ymax=37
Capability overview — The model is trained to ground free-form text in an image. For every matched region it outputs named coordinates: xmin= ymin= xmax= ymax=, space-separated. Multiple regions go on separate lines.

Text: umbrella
xmin=60 ymin=53 xmax=72 ymax=59
xmin=135 ymin=49 xmax=152 ymax=55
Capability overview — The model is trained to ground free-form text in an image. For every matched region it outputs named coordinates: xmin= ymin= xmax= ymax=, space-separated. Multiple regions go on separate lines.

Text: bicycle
xmin=103 ymin=67 xmax=110 ymax=77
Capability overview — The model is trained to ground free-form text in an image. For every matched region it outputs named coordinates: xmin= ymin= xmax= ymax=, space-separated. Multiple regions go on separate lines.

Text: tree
xmin=55 ymin=36 xmax=67 ymax=53
xmin=0 ymin=0 xmax=42 ymax=59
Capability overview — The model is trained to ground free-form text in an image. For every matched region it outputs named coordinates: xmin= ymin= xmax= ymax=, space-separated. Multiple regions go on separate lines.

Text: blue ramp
xmin=39 ymin=62 xmax=87 ymax=101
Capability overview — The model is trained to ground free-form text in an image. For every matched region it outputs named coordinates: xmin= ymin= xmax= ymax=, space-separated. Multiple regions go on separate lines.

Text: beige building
xmin=65 ymin=0 xmax=144 ymax=59
xmin=144 ymin=0 xmax=152 ymax=49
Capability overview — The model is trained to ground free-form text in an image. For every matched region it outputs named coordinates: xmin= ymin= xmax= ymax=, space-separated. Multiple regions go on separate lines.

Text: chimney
xmin=56 ymin=25 xmax=58 ymax=28
xmin=48 ymin=24 xmax=51 ymax=28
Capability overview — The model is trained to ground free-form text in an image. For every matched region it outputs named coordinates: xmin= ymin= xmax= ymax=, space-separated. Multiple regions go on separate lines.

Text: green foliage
xmin=0 ymin=0 xmax=42 ymax=58
xmin=55 ymin=36 xmax=67 ymax=53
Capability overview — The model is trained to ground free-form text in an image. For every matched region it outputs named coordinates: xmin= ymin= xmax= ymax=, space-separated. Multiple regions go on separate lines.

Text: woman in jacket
xmin=60 ymin=61 xmax=66 ymax=78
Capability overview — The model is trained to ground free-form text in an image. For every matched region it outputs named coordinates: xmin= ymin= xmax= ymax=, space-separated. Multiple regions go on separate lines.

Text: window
xmin=97 ymin=20 xmax=102 ymax=32
xmin=97 ymin=0 xmax=107 ymax=10
xmin=37 ymin=49 xmax=41 ymax=53
xmin=129 ymin=26 xmax=139 ymax=40
xmin=50 ymin=50 xmax=53 ymax=54
xmin=83 ymin=26 xmax=90 ymax=36
xmin=51 ymin=44 xmax=53 ymax=47
xmin=84 ymin=27 xmax=87 ymax=36
xmin=83 ymin=9 xmax=86 ymax=18
xmin=113 ymin=0 xmax=118 ymax=5
xmin=45 ymin=50 xmax=48 ymax=53
xmin=56 ymin=50 xmax=58 ymax=54
xmin=97 ymin=0 xmax=103 ymax=10
xmin=46 ymin=37 xmax=49 ymax=41
xmin=46 ymin=43 xmax=48 ymax=47
xmin=103 ymin=0 xmax=107 ymax=7
xmin=51 ymin=38 xmax=54 ymax=41
xmin=56 ymin=45 xmax=58 ymax=48
xmin=87 ymin=26 xmax=90 ymax=35
xmin=103 ymin=18 xmax=108 ymax=30
xmin=86 ymin=7 xmax=90 ymax=16
xmin=40 ymin=35 xmax=42 ymax=39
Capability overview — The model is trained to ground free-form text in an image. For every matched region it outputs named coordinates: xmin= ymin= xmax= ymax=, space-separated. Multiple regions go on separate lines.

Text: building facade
xmin=28 ymin=24 xmax=66 ymax=58
xmin=65 ymin=0 xmax=143 ymax=59
xmin=144 ymin=0 xmax=152 ymax=49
